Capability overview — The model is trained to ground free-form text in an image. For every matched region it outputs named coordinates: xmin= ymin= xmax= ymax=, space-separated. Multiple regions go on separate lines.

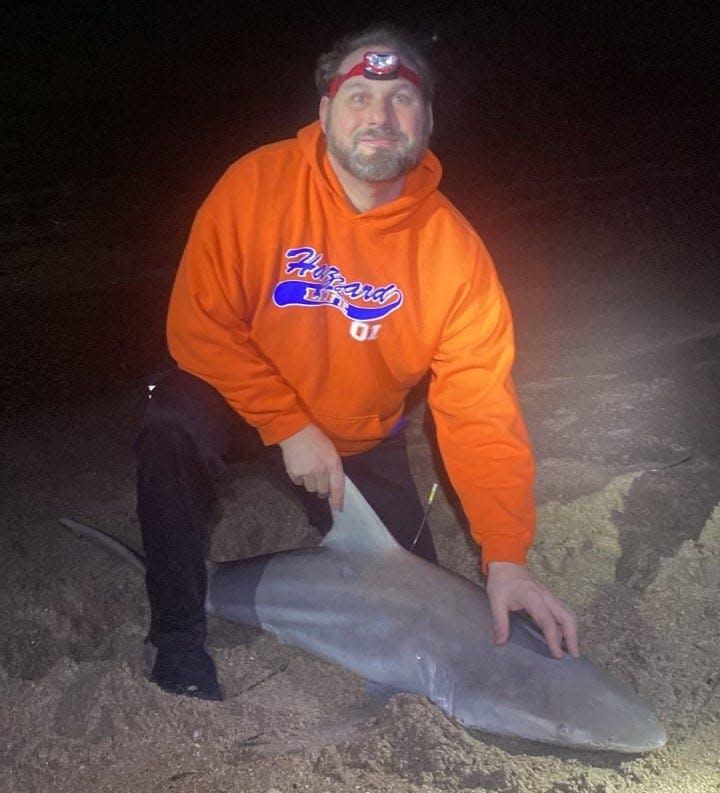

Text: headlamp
xmin=328 ymin=51 xmax=424 ymax=98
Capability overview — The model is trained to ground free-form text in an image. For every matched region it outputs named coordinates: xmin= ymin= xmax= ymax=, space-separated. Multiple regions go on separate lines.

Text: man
xmin=136 ymin=25 xmax=579 ymax=701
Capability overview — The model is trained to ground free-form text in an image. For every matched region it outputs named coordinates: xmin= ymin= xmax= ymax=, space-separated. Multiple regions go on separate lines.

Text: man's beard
xmin=326 ymin=125 xmax=429 ymax=182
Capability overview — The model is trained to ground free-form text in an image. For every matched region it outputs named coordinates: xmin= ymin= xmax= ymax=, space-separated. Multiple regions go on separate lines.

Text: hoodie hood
xmin=296 ymin=120 xmax=443 ymax=229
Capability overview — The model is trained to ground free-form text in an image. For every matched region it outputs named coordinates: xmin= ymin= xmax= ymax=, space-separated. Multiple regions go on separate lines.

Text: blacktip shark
xmin=61 ymin=476 xmax=666 ymax=753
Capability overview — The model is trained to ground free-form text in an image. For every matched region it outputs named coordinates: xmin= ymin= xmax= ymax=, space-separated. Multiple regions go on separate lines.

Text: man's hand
xmin=486 ymin=561 xmax=579 ymax=659
xmin=279 ymin=423 xmax=345 ymax=510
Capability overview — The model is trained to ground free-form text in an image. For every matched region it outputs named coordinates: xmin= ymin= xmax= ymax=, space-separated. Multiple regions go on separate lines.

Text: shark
xmin=61 ymin=475 xmax=666 ymax=753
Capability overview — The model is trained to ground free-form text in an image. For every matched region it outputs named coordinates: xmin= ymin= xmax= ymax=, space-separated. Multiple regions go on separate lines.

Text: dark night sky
xmin=3 ymin=1 xmax=718 ymax=182
xmin=3 ymin=2 xmax=717 ymax=106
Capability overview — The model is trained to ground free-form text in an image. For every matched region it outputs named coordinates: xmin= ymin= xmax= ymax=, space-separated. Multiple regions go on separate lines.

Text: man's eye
xmin=350 ymin=93 xmax=368 ymax=104
xmin=393 ymin=93 xmax=412 ymax=104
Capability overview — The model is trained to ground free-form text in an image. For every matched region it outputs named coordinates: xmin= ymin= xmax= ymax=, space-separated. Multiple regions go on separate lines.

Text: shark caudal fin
xmin=321 ymin=476 xmax=404 ymax=556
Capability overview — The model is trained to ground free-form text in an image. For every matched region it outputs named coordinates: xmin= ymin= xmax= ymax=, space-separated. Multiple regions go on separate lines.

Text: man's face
xmin=319 ymin=46 xmax=433 ymax=184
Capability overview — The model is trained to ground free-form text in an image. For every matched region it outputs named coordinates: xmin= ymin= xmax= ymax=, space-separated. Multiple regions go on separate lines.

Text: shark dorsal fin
xmin=320 ymin=475 xmax=404 ymax=556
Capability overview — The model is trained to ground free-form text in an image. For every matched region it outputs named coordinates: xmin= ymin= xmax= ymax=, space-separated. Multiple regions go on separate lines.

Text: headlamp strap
xmin=328 ymin=52 xmax=423 ymax=98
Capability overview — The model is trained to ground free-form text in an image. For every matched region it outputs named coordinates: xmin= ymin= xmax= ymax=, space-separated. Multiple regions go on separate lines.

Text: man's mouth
xmin=358 ymin=138 xmax=395 ymax=147
xmin=354 ymin=130 xmax=404 ymax=148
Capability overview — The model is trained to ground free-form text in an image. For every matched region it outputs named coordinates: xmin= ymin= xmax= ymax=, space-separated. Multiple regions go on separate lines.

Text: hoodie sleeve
xmin=428 ymin=246 xmax=536 ymax=570
xmin=167 ymin=202 xmax=311 ymax=445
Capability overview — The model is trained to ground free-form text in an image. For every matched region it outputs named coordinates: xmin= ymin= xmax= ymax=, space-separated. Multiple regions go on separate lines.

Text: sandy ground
xmin=1 ymin=100 xmax=719 ymax=792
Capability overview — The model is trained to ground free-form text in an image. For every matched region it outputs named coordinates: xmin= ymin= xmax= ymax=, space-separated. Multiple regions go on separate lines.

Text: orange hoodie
xmin=167 ymin=121 xmax=535 ymax=567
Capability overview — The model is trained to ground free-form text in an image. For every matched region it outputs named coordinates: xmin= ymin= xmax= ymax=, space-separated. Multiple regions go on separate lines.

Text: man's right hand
xmin=279 ymin=423 xmax=345 ymax=511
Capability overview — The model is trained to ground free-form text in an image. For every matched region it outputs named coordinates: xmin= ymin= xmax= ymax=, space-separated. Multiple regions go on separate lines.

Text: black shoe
xmin=151 ymin=635 xmax=223 ymax=701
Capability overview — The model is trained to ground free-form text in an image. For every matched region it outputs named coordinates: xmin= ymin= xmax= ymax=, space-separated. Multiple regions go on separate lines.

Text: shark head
xmin=450 ymin=618 xmax=667 ymax=753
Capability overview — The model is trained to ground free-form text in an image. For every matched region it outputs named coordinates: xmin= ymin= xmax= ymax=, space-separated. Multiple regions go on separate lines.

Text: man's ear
xmin=319 ymin=96 xmax=330 ymax=133
xmin=427 ymin=103 xmax=434 ymax=137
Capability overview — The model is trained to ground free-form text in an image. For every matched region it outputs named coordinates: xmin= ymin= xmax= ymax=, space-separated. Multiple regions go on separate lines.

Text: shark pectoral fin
xmin=415 ymin=652 xmax=456 ymax=718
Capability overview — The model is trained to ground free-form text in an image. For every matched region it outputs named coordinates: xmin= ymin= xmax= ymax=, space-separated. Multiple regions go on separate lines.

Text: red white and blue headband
xmin=328 ymin=51 xmax=424 ymax=98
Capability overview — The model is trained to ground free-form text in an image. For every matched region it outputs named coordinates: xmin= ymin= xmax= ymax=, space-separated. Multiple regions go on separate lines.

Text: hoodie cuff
xmin=257 ymin=411 xmax=312 ymax=447
xmin=479 ymin=539 xmax=529 ymax=574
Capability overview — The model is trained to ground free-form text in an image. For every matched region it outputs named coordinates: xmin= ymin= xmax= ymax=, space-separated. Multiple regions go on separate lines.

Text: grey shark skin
xmin=206 ymin=476 xmax=667 ymax=753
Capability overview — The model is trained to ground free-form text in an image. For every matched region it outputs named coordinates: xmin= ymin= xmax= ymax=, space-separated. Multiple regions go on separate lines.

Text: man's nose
xmin=365 ymin=96 xmax=395 ymax=126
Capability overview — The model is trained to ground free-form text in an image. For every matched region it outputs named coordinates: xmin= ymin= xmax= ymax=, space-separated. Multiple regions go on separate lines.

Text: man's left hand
xmin=486 ymin=561 xmax=580 ymax=659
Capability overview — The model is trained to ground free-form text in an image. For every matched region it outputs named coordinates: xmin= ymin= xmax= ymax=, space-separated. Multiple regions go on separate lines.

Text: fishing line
xmin=410 ymin=482 xmax=438 ymax=551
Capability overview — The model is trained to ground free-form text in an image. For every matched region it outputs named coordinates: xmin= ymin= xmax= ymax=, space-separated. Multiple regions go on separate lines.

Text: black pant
xmin=135 ymin=366 xmax=437 ymax=644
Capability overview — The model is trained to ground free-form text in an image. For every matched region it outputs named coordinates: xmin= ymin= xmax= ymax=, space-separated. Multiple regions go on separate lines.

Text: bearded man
xmin=135 ymin=25 xmax=579 ymax=701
